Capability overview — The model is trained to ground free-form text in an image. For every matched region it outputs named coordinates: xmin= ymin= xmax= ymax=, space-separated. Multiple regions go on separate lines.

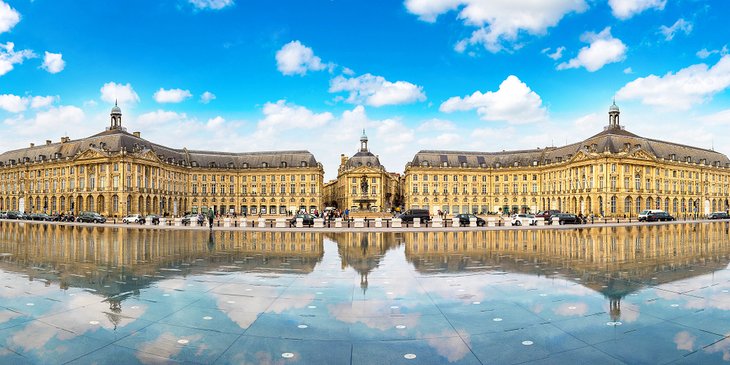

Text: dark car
xmin=398 ymin=209 xmax=431 ymax=223
xmin=455 ymin=213 xmax=485 ymax=227
xmin=30 ymin=213 xmax=51 ymax=221
xmin=553 ymin=213 xmax=581 ymax=225
xmin=6 ymin=211 xmax=21 ymax=219
xmin=646 ymin=211 xmax=675 ymax=222
xmin=181 ymin=213 xmax=199 ymax=226
xmin=535 ymin=210 xmax=561 ymax=224
xmin=61 ymin=214 xmax=75 ymax=222
xmin=289 ymin=214 xmax=315 ymax=227
xmin=708 ymin=212 xmax=730 ymax=220
xmin=140 ymin=215 xmax=160 ymax=225
xmin=76 ymin=212 xmax=106 ymax=223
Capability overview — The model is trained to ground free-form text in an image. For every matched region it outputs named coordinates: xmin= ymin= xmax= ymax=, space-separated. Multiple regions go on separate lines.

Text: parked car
xmin=289 ymin=213 xmax=316 ymax=227
xmin=48 ymin=214 xmax=62 ymax=221
xmin=141 ymin=215 xmax=160 ymax=225
xmin=30 ymin=213 xmax=51 ymax=221
xmin=76 ymin=212 xmax=106 ymax=223
xmin=646 ymin=211 xmax=675 ymax=222
xmin=181 ymin=213 xmax=198 ymax=226
xmin=0 ymin=211 xmax=6 ymax=219
xmin=61 ymin=214 xmax=75 ymax=222
xmin=638 ymin=209 xmax=664 ymax=222
xmin=511 ymin=214 xmax=537 ymax=226
xmin=122 ymin=214 xmax=143 ymax=224
xmin=553 ymin=213 xmax=581 ymax=225
xmin=398 ymin=209 xmax=431 ymax=223
xmin=455 ymin=213 xmax=485 ymax=227
xmin=5 ymin=211 xmax=20 ymax=219
xmin=708 ymin=212 xmax=730 ymax=220
xmin=535 ymin=210 xmax=561 ymax=224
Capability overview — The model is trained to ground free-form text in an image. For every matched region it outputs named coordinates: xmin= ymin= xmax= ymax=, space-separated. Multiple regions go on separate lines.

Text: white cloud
xmin=137 ymin=110 xmax=188 ymax=125
xmin=608 ymin=0 xmax=666 ymax=20
xmin=0 ymin=42 xmax=35 ymax=76
xmin=275 ymin=40 xmax=328 ymax=76
xmin=0 ymin=94 xmax=27 ymax=113
xmin=200 ymin=91 xmax=216 ymax=104
xmin=623 ymin=67 xmax=633 ymax=74
xmin=2 ymin=106 xmax=88 ymax=142
xmin=31 ymin=95 xmax=57 ymax=109
xmin=153 ymin=88 xmax=192 ymax=103
xmin=41 ymin=51 xmax=65 ymax=73
xmin=100 ymin=82 xmax=140 ymax=105
xmin=616 ymin=55 xmax=730 ymax=110
xmin=542 ymin=46 xmax=565 ymax=60
xmin=659 ymin=19 xmax=692 ymax=41
xmin=697 ymin=45 xmax=728 ymax=60
xmin=439 ymin=75 xmax=547 ymax=124
xmin=329 ymin=73 xmax=426 ymax=107
xmin=405 ymin=0 xmax=587 ymax=53
xmin=188 ymin=0 xmax=234 ymax=10
xmin=257 ymin=100 xmax=333 ymax=134
xmin=0 ymin=0 xmax=20 ymax=35
xmin=557 ymin=27 xmax=626 ymax=72
xmin=206 ymin=116 xmax=225 ymax=129
xmin=417 ymin=118 xmax=456 ymax=131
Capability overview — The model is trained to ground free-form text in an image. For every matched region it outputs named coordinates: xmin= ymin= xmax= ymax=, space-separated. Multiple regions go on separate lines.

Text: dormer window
xmin=300 ymin=161 xmax=308 ymax=167
xmin=261 ymin=162 xmax=268 ymax=168
xmin=513 ymin=161 xmax=519 ymax=167
xmin=461 ymin=162 xmax=467 ymax=168
xmin=480 ymin=163 xmax=486 ymax=168
xmin=242 ymin=162 xmax=249 ymax=168
xmin=228 ymin=162 xmax=235 ymax=168
xmin=556 ymin=157 xmax=562 ymax=162
xmin=442 ymin=161 xmax=448 ymax=167
xmin=532 ymin=160 xmax=538 ymax=166
xmin=421 ymin=161 xmax=429 ymax=167
xmin=281 ymin=161 xmax=287 ymax=168
xmin=495 ymin=162 xmax=501 ymax=168
xmin=209 ymin=162 xmax=217 ymax=168
xmin=669 ymin=154 xmax=676 ymax=161
xmin=685 ymin=156 xmax=691 ymax=163
xmin=191 ymin=161 xmax=198 ymax=167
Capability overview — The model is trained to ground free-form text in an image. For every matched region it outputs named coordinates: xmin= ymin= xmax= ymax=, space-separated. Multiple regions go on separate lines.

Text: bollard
xmin=159 ymin=218 xmax=166 ymax=226
xmin=392 ymin=218 xmax=402 ymax=228
xmin=275 ymin=218 xmax=286 ymax=228
xmin=432 ymin=217 xmax=443 ymax=228
xmin=487 ymin=217 xmax=496 ymax=227
xmin=296 ymin=218 xmax=304 ymax=228
xmin=258 ymin=218 xmax=266 ymax=228
xmin=552 ymin=217 xmax=560 ymax=225
xmin=469 ymin=217 xmax=477 ymax=227
xmin=413 ymin=219 xmax=420 ymax=228
xmin=174 ymin=218 xmax=182 ymax=227
xmin=240 ymin=218 xmax=247 ymax=228
xmin=536 ymin=217 xmax=544 ymax=226
xmin=223 ymin=218 xmax=231 ymax=228
xmin=354 ymin=218 xmax=365 ymax=228
xmin=335 ymin=218 xmax=343 ymax=228
xmin=313 ymin=218 xmax=324 ymax=228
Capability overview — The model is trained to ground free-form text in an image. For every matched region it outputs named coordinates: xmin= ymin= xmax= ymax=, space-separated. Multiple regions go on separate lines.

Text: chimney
xmin=46 ymin=140 xmax=52 ymax=145
xmin=61 ymin=137 xmax=70 ymax=143
xmin=133 ymin=131 xmax=141 ymax=138
xmin=30 ymin=143 xmax=34 ymax=148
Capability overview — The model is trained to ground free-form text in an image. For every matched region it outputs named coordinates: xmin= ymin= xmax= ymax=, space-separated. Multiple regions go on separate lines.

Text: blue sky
xmin=2 ymin=0 xmax=730 ymax=179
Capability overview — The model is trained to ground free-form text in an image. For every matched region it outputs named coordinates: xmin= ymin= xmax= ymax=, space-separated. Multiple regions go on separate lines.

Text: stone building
xmin=0 ymin=104 xmax=324 ymax=217
xmin=404 ymin=103 xmax=730 ymax=218
xmin=323 ymin=130 xmax=402 ymax=212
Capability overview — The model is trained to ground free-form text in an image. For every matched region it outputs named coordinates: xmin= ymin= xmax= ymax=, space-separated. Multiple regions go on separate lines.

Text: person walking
xmin=208 ymin=209 xmax=214 ymax=230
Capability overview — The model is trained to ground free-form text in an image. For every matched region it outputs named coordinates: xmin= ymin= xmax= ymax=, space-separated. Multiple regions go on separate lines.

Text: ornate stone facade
xmin=0 ymin=105 xmax=324 ymax=217
xmin=404 ymin=103 xmax=730 ymax=218
xmin=323 ymin=131 xmax=402 ymax=212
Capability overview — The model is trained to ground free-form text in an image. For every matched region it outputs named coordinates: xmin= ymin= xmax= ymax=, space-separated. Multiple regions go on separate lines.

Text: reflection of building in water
xmin=401 ymin=223 xmax=730 ymax=321
xmin=0 ymin=221 xmax=324 ymax=297
xmin=325 ymin=232 xmax=401 ymax=293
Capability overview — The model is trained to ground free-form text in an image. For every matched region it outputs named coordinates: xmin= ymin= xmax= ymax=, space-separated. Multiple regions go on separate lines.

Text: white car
xmin=511 ymin=214 xmax=537 ymax=226
xmin=122 ymin=214 xmax=142 ymax=224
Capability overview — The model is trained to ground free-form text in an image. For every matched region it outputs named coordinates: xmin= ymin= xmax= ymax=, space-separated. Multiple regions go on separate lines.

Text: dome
xmin=609 ymin=101 xmax=620 ymax=112
xmin=111 ymin=101 xmax=122 ymax=115
xmin=345 ymin=151 xmax=382 ymax=169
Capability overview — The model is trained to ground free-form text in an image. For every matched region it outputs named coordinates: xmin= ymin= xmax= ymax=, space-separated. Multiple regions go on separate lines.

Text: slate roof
xmin=0 ymin=128 xmax=319 ymax=169
xmin=409 ymin=126 xmax=730 ymax=169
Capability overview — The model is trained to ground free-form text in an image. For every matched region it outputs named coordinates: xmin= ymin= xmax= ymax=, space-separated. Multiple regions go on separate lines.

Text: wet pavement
xmin=0 ymin=221 xmax=729 ymax=364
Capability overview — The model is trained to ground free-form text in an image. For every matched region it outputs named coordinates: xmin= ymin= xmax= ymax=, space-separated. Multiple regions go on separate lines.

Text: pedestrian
xmin=208 ymin=209 xmax=214 ymax=230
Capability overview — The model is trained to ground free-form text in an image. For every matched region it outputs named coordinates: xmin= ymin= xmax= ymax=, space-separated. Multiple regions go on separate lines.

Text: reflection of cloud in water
xmin=0 ymin=309 xmax=22 ymax=325
xmin=616 ymin=301 xmax=640 ymax=323
xmin=329 ymin=301 xmax=421 ymax=331
xmin=425 ymin=332 xmax=471 ymax=362
xmin=674 ymin=331 xmax=696 ymax=351
xmin=136 ymin=331 xmax=202 ymax=364
xmin=554 ymin=302 xmax=588 ymax=316
xmin=704 ymin=334 xmax=730 ymax=361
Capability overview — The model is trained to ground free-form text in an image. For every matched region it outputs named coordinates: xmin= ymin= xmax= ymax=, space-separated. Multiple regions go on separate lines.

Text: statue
xmin=360 ymin=176 xmax=369 ymax=194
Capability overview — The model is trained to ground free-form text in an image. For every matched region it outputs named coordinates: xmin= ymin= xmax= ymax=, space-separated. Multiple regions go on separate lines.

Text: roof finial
xmin=115 ymin=99 xmax=118 ymax=106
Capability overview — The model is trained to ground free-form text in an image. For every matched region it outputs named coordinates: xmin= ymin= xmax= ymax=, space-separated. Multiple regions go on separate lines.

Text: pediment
xmin=74 ymin=148 xmax=107 ymax=161
xmin=631 ymin=149 xmax=655 ymax=161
